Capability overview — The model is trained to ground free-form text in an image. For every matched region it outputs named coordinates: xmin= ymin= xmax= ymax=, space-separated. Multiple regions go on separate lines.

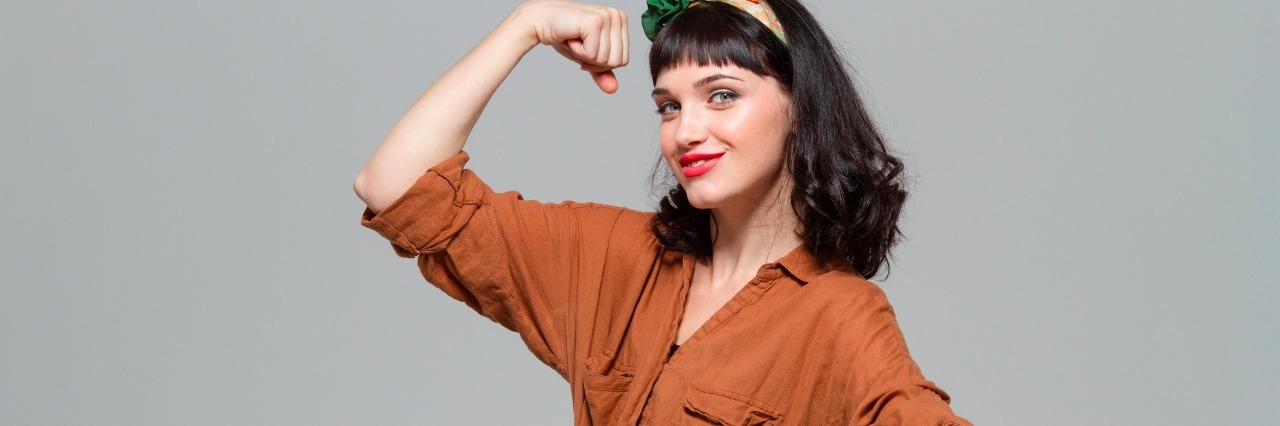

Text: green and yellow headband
xmin=642 ymin=0 xmax=787 ymax=43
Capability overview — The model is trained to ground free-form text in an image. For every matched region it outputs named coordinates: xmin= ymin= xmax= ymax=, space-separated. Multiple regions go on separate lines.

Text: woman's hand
xmin=513 ymin=0 xmax=630 ymax=93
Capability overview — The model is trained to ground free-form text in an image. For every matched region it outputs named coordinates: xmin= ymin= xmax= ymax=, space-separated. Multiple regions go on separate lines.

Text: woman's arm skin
xmin=354 ymin=0 xmax=629 ymax=214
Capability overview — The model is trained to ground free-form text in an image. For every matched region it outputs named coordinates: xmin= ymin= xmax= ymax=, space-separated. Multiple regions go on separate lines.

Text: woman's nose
xmin=674 ymin=111 xmax=708 ymax=148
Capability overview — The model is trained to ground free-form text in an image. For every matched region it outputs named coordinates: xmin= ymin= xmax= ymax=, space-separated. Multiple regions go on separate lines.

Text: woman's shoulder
xmin=801 ymin=267 xmax=890 ymax=306
xmin=797 ymin=270 xmax=917 ymax=367
xmin=537 ymin=200 xmax=663 ymax=253
xmin=555 ymin=201 xmax=654 ymax=218
xmin=796 ymin=269 xmax=904 ymax=335
xmin=602 ymin=205 xmax=662 ymax=251
xmin=545 ymin=201 xmax=655 ymax=233
xmin=773 ymin=247 xmax=892 ymax=312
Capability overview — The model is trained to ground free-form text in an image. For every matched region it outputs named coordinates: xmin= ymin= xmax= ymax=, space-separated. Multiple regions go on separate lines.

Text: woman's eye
xmin=656 ymin=102 xmax=679 ymax=115
xmin=710 ymin=90 xmax=740 ymax=104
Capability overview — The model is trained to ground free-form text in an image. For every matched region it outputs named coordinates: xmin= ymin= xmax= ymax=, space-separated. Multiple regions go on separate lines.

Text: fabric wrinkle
xmin=360 ymin=150 xmax=971 ymax=425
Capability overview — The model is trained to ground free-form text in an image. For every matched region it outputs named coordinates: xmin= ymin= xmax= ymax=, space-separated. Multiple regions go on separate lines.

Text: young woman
xmin=355 ymin=0 xmax=970 ymax=424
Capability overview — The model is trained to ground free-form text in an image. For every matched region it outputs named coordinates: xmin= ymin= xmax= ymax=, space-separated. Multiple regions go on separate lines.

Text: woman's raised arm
xmin=354 ymin=0 xmax=629 ymax=213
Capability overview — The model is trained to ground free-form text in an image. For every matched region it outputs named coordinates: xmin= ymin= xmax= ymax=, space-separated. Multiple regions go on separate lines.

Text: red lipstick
xmin=678 ymin=152 xmax=724 ymax=178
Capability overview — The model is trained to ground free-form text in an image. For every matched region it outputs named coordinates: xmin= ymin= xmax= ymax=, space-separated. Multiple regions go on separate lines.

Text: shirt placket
xmin=630 ymin=260 xmax=786 ymax=425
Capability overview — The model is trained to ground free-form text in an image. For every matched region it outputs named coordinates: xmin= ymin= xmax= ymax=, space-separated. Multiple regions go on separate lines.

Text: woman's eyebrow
xmin=693 ymin=74 xmax=742 ymax=89
xmin=652 ymin=74 xmax=744 ymax=98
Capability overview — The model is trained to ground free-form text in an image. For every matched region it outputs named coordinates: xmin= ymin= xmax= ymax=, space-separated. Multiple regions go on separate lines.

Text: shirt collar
xmin=775 ymin=243 xmax=849 ymax=284
xmin=671 ymin=243 xmax=857 ymax=285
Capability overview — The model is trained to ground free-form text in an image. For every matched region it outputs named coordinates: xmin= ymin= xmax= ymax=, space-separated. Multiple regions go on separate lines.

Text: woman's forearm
xmin=354 ymin=9 xmax=538 ymax=214
xmin=354 ymin=1 xmax=628 ymax=214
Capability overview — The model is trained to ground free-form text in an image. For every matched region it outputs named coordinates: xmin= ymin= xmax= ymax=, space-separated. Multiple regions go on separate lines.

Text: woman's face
xmin=652 ymin=63 xmax=793 ymax=211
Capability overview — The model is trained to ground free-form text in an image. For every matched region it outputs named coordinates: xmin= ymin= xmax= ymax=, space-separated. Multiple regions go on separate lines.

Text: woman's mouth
xmin=679 ymin=152 xmax=725 ymax=178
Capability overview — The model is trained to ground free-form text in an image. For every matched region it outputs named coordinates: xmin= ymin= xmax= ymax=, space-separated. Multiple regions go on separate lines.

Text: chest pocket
xmin=583 ymin=355 xmax=637 ymax=425
xmin=682 ymin=383 xmax=783 ymax=426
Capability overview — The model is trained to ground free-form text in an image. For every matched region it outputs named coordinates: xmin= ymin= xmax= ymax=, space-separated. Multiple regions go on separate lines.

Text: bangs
xmin=648 ymin=2 xmax=790 ymax=84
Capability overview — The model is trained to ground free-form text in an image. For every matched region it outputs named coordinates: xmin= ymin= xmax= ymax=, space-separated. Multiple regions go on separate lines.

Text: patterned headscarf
xmin=642 ymin=0 xmax=787 ymax=43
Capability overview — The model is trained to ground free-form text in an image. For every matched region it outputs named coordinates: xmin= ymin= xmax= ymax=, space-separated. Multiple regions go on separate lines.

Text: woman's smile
xmin=679 ymin=151 xmax=724 ymax=177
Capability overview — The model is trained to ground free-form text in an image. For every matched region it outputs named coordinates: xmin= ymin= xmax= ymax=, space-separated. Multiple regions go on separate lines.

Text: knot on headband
xmin=641 ymin=0 xmax=787 ymax=44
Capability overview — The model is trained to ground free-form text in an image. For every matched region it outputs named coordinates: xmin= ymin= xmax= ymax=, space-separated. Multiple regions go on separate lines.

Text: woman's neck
xmin=703 ymin=187 xmax=802 ymax=287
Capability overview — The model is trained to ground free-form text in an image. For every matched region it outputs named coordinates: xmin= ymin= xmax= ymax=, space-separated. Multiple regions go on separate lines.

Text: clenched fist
xmin=512 ymin=0 xmax=631 ymax=93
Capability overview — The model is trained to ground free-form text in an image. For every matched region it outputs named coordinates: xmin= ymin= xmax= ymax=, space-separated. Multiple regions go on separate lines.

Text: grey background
xmin=2 ymin=0 xmax=1276 ymax=424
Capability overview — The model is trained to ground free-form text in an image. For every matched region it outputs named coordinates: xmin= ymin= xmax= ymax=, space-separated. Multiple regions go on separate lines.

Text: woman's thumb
xmin=590 ymin=70 xmax=618 ymax=94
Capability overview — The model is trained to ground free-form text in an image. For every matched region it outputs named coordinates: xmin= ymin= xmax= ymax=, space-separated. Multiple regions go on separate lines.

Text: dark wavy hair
xmin=647 ymin=0 xmax=908 ymax=279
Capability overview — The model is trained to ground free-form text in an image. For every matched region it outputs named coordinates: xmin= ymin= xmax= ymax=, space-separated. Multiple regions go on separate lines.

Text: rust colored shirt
xmin=360 ymin=152 xmax=971 ymax=425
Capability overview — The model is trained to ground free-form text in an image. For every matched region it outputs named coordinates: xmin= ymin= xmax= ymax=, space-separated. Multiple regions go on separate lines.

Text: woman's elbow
xmin=353 ymin=169 xmax=394 ymax=214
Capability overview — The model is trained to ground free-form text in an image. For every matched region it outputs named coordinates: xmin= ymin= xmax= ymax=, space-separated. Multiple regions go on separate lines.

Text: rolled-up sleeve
xmin=360 ymin=152 xmax=484 ymax=258
xmin=359 ymin=151 xmax=631 ymax=378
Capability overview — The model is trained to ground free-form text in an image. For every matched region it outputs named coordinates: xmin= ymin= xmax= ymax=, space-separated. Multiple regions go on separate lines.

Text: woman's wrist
xmin=498 ymin=2 xmax=545 ymax=54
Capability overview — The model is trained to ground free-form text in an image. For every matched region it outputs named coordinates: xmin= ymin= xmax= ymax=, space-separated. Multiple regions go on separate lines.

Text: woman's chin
xmin=683 ymin=190 xmax=727 ymax=210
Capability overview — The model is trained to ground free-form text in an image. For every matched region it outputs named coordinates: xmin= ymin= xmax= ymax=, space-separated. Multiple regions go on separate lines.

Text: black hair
xmin=647 ymin=0 xmax=908 ymax=280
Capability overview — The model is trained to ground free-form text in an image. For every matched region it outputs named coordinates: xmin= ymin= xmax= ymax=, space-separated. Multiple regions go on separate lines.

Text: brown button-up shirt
xmin=360 ymin=151 xmax=971 ymax=425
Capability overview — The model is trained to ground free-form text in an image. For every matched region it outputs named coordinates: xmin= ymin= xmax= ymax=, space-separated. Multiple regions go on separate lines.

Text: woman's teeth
xmin=689 ymin=159 xmax=707 ymax=167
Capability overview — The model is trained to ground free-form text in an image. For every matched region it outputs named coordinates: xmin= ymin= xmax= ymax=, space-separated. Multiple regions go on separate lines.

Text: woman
xmin=355 ymin=0 xmax=970 ymax=424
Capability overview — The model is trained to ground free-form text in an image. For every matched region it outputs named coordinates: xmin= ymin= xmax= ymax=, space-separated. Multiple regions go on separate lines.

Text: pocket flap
xmin=683 ymin=383 xmax=782 ymax=425
xmin=583 ymin=352 xmax=635 ymax=392
xmin=585 ymin=370 xmax=635 ymax=392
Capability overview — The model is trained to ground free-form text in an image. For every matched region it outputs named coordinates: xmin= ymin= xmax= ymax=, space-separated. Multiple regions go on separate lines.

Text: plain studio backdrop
xmin=2 ymin=0 xmax=1276 ymax=424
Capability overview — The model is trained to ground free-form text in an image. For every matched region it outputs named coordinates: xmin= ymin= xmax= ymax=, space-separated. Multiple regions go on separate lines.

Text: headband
xmin=642 ymin=0 xmax=787 ymax=44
